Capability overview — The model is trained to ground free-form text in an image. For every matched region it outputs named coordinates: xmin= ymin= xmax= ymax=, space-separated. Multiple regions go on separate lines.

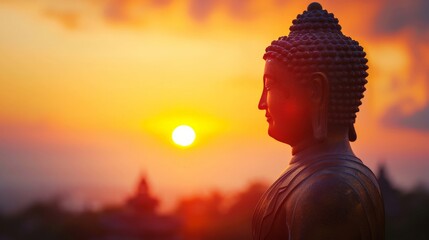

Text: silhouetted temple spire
xmin=377 ymin=163 xmax=401 ymax=217
xmin=126 ymin=175 xmax=159 ymax=214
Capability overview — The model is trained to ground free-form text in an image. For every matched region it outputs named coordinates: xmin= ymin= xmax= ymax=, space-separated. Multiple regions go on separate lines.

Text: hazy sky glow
xmin=1 ymin=0 xmax=428 ymax=212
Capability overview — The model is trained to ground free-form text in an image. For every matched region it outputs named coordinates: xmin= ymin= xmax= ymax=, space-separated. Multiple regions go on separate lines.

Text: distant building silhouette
xmin=125 ymin=176 xmax=159 ymax=214
xmin=377 ymin=163 xmax=429 ymax=240
xmin=97 ymin=175 xmax=181 ymax=240
xmin=377 ymin=163 xmax=401 ymax=217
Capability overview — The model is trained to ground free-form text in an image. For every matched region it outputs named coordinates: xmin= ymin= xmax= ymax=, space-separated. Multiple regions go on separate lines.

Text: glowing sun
xmin=172 ymin=125 xmax=196 ymax=147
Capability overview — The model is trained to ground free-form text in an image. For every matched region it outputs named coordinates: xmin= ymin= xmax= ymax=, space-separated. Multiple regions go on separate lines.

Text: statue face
xmin=258 ymin=59 xmax=313 ymax=146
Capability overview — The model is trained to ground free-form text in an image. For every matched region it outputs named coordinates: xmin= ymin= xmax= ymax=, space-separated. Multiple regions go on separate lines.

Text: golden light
xmin=172 ymin=125 xmax=196 ymax=147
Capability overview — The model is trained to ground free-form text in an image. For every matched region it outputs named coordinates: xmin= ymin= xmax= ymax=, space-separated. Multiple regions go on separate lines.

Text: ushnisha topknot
xmin=264 ymin=2 xmax=368 ymax=127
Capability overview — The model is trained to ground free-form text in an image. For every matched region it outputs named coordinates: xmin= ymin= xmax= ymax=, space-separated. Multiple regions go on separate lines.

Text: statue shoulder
xmin=295 ymin=172 xmax=362 ymax=208
xmin=288 ymin=172 xmax=369 ymax=239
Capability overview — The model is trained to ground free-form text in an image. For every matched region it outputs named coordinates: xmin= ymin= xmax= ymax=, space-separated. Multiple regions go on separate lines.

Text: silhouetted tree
xmin=378 ymin=165 xmax=429 ymax=240
xmin=0 ymin=199 xmax=102 ymax=240
xmin=175 ymin=182 xmax=268 ymax=240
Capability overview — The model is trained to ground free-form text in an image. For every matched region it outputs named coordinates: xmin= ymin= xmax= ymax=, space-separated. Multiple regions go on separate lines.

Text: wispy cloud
xmin=384 ymin=103 xmax=429 ymax=131
xmin=374 ymin=0 xmax=429 ymax=34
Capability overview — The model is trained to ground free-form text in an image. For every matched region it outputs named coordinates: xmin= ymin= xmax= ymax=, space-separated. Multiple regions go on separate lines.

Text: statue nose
xmin=258 ymin=91 xmax=267 ymax=110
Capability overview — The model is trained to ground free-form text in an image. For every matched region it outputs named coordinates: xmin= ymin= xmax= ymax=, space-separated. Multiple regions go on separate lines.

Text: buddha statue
xmin=253 ymin=2 xmax=385 ymax=240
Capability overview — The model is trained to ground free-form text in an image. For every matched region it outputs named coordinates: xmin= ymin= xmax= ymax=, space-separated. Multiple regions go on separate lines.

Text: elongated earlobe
xmin=310 ymin=72 xmax=329 ymax=141
xmin=348 ymin=124 xmax=357 ymax=142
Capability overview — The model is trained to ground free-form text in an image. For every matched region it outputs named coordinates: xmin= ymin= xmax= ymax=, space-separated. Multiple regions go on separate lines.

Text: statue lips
xmin=265 ymin=114 xmax=272 ymax=122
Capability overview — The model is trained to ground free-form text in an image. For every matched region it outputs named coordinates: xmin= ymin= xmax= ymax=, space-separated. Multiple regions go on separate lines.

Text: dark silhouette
xmin=175 ymin=182 xmax=267 ymax=240
xmin=378 ymin=165 xmax=429 ymax=240
xmin=0 ymin=198 xmax=102 ymax=240
xmin=254 ymin=2 xmax=384 ymax=239
xmin=0 ymin=168 xmax=428 ymax=239
xmin=96 ymin=176 xmax=181 ymax=240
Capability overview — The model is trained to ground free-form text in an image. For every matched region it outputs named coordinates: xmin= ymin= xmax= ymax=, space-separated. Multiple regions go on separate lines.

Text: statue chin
xmin=267 ymin=128 xmax=300 ymax=147
xmin=266 ymin=118 xmax=314 ymax=149
xmin=267 ymin=126 xmax=292 ymax=146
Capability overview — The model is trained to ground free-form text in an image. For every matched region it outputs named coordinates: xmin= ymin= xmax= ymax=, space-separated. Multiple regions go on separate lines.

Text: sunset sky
xmin=1 ymin=0 xmax=428 ymax=212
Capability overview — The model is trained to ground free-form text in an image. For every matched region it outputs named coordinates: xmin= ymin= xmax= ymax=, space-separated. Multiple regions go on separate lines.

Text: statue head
xmin=258 ymin=2 xmax=368 ymax=148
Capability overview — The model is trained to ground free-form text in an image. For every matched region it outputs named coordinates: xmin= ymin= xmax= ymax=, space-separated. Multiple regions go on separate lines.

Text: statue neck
xmin=291 ymin=129 xmax=353 ymax=159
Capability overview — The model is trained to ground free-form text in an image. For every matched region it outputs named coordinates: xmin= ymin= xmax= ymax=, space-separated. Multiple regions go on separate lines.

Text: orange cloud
xmin=43 ymin=9 xmax=81 ymax=29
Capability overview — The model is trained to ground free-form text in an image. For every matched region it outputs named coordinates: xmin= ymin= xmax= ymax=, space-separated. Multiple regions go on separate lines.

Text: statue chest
xmin=252 ymin=164 xmax=306 ymax=240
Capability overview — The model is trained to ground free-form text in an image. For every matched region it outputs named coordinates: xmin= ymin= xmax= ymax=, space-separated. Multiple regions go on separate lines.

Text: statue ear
xmin=308 ymin=72 xmax=329 ymax=141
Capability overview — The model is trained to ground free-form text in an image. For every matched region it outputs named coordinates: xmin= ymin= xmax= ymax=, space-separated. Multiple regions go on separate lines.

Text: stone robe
xmin=252 ymin=142 xmax=385 ymax=240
